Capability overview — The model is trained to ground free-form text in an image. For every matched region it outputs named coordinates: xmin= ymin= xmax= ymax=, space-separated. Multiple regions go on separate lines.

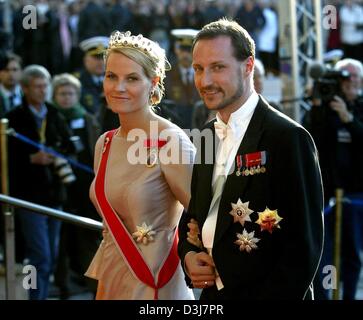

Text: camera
xmin=309 ymin=62 xmax=350 ymax=101
xmin=70 ymin=136 xmax=85 ymax=154
xmin=53 ymin=157 xmax=76 ymax=184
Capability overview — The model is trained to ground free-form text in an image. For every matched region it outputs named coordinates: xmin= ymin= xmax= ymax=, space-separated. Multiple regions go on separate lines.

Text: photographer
xmin=304 ymin=58 xmax=363 ymax=300
xmin=51 ymin=73 xmax=101 ymax=298
xmin=6 ymin=65 xmax=75 ymax=300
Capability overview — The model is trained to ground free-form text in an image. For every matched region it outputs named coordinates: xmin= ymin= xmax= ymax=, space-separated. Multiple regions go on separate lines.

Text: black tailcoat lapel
xmin=194 ymin=121 xmax=216 ymax=225
xmin=213 ymin=99 xmax=268 ymax=246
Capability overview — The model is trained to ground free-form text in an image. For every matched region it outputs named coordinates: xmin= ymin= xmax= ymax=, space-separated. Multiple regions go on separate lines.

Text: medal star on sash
xmin=256 ymin=207 xmax=283 ymax=234
xmin=234 ymin=229 xmax=260 ymax=252
xmin=229 ymin=199 xmax=253 ymax=226
xmin=132 ymin=222 xmax=156 ymax=245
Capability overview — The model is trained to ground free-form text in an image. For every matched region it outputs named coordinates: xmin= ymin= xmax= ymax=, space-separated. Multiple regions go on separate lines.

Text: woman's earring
xmin=149 ymin=89 xmax=155 ymax=105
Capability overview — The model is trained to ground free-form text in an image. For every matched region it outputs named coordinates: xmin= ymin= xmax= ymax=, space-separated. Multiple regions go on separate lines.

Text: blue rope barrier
xmin=324 ymin=205 xmax=334 ymax=215
xmin=324 ymin=198 xmax=363 ymax=215
xmin=8 ymin=129 xmax=94 ymax=174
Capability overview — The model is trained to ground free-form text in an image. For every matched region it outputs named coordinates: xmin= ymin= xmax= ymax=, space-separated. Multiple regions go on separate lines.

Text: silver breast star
xmin=229 ymin=199 xmax=254 ymax=226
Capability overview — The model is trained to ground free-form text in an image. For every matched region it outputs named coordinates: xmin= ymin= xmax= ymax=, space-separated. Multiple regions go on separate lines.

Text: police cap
xmin=79 ymin=36 xmax=109 ymax=58
xmin=171 ymin=29 xmax=199 ymax=51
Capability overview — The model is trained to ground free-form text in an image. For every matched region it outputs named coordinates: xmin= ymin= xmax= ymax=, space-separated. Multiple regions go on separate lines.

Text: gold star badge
xmin=256 ymin=207 xmax=283 ymax=234
xmin=132 ymin=222 xmax=156 ymax=245
xmin=229 ymin=199 xmax=254 ymax=226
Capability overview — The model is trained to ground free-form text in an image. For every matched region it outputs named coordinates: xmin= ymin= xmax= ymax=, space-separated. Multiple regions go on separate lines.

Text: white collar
xmin=215 ymin=91 xmax=259 ymax=139
xmin=29 ymin=103 xmax=47 ymax=119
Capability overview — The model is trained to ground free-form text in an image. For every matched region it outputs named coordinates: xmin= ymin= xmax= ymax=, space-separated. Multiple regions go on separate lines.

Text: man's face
xmin=84 ymin=54 xmax=105 ymax=76
xmin=0 ymin=60 xmax=22 ymax=89
xmin=340 ymin=64 xmax=362 ymax=99
xmin=22 ymin=77 xmax=48 ymax=107
xmin=175 ymin=46 xmax=193 ymax=68
xmin=192 ymin=35 xmax=253 ymax=112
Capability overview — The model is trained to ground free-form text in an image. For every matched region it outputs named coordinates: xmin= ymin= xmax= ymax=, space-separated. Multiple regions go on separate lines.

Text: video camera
xmin=309 ymin=62 xmax=350 ymax=101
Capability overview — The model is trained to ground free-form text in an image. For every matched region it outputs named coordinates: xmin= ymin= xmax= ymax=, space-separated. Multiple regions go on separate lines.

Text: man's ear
xmin=245 ymin=56 xmax=254 ymax=76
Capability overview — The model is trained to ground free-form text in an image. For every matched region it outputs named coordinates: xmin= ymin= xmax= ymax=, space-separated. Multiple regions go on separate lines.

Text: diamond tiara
xmin=108 ymin=31 xmax=160 ymax=58
xmin=106 ymin=30 xmax=171 ymax=77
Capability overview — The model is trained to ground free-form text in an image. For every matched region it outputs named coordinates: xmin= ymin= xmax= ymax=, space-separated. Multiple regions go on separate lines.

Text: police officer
xmin=164 ymin=29 xmax=201 ymax=129
xmin=75 ymin=36 xmax=108 ymax=118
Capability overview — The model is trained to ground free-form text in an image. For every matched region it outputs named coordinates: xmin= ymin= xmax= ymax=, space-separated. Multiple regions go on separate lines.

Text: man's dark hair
xmin=0 ymin=51 xmax=22 ymax=71
xmin=0 ymin=50 xmax=7 ymax=70
xmin=192 ymin=18 xmax=255 ymax=61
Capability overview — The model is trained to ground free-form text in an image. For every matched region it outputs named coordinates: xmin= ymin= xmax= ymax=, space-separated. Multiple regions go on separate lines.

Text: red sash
xmin=94 ymin=130 xmax=180 ymax=300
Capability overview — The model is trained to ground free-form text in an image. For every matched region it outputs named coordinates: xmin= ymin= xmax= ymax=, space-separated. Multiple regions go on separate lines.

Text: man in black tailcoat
xmin=178 ymin=19 xmax=324 ymax=300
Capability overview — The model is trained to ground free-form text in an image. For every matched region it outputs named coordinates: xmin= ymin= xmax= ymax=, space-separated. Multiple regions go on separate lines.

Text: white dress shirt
xmin=201 ymin=91 xmax=259 ymax=289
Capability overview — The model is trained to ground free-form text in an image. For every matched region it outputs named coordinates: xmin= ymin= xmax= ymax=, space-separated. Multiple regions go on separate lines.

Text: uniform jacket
xmin=164 ymin=65 xmax=200 ymax=129
xmin=75 ymin=69 xmax=104 ymax=116
xmin=178 ymin=97 xmax=324 ymax=300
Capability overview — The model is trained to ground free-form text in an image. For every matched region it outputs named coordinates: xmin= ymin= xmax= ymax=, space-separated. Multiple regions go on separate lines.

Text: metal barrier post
xmin=0 ymin=118 xmax=16 ymax=300
xmin=332 ymin=188 xmax=344 ymax=300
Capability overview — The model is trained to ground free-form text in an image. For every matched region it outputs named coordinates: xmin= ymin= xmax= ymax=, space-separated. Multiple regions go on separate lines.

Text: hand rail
xmin=0 ymin=193 xmax=103 ymax=300
xmin=0 ymin=194 xmax=103 ymax=231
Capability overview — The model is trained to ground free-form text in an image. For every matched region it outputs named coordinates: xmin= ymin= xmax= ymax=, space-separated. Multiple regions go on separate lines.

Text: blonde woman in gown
xmin=85 ymin=31 xmax=195 ymax=300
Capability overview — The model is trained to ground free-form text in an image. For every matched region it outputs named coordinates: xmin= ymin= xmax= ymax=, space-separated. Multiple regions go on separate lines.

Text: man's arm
xmin=258 ymin=126 xmax=324 ymax=299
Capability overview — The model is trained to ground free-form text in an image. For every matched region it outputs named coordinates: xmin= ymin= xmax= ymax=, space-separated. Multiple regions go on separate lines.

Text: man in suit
xmin=0 ymin=52 xmax=23 ymax=118
xmin=178 ymin=19 xmax=324 ymax=300
xmin=6 ymin=65 xmax=75 ymax=299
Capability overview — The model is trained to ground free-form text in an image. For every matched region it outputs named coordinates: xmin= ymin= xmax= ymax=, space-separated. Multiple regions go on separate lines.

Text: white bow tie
xmin=214 ymin=121 xmax=230 ymax=141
